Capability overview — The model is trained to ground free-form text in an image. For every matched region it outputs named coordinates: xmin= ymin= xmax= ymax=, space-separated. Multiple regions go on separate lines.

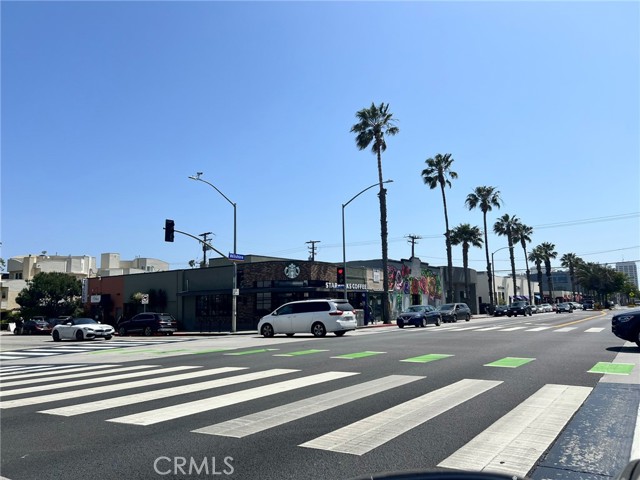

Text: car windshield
xmin=439 ymin=304 xmax=455 ymax=310
xmin=73 ymin=318 xmax=98 ymax=325
xmin=405 ymin=306 xmax=425 ymax=313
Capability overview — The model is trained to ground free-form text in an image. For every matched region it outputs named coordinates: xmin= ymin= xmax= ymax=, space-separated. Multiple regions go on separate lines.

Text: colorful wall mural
xmin=388 ymin=264 xmax=443 ymax=315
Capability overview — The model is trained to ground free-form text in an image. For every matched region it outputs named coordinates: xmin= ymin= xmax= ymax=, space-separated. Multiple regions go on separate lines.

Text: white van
xmin=257 ymin=299 xmax=357 ymax=337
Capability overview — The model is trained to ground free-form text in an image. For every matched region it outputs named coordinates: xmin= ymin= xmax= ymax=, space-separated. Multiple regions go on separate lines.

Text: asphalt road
xmin=1 ymin=310 xmax=638 ymax=480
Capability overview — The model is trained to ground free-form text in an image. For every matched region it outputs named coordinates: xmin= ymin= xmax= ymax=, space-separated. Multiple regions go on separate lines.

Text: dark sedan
xmin=396 ymin=305 xmax=442 ymax=328
xmin=493 ymin=305 xmax=509 ymax=317
xmin=18 ymin=319 xmax=53 ymax=335
xmin=117 ymin=312 xmax=178 ymax=336
xmin=437 ymin=303 xmax=471 ymax=323
xmin=612 ymin=309 xmax=640 ymax=347
xmin=507 ymin=301 xmax=532 ymax=317
xmin=556 ymin=302 xmax=572 ymax=313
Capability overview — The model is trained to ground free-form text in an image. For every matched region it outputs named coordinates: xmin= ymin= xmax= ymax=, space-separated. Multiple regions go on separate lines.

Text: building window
xmin=256 ymin=292 xmax=271 ymax=314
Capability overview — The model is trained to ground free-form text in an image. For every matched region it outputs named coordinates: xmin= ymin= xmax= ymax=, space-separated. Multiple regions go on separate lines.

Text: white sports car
xmin=52 ymin=318 xmax=114 ymax=341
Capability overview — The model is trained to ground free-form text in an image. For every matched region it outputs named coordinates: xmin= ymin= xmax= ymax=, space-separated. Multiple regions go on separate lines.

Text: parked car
xmin=611 ymin=309 xmax=640 ymax=347
xmin=396 ymin=305 xmax=442 ymax=328
xmin=493 ymin=305 xmax=509 ymax=317
xmin=437 ymin=303 xmax=471 ymax=323
xmin=529 ymin=304 xmax=539 ymax=314
xmin=539 ymin=303 xmax=553 ymax=313
xmin=117 ymin=312 xmax=178 ymax=336
xmin=52 ymin=318 xmax=114 ymax=341
xmin=569 ymin=302 xmax=583 ymax=310
xmin=556 ymin=302 xmax=573 ymax=313
xmin=19 ymin=319 xmax=53 ymax=335
xmin=582 ymin=300 xmax=595 ymax=310
xmin=507 ymin=301 xmax=532 ymax=317
xmin=258 ymin=298 xmax=356 ymax=338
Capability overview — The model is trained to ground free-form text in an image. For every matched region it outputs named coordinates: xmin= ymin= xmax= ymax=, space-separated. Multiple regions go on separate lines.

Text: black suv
xmin=437 ymin=303 xmax=471 ymax=323
xmin=507 ymin=301 xmax=532 ymax=317
xmin=117 ymin=312 xmax=178 ymax=336
xmin=611 ymin=309 xmax=640 ymax=347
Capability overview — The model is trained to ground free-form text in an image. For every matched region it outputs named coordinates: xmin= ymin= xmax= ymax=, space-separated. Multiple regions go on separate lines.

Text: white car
xmin=52 ymin=318 xmax=114 ymax=341
xmin=258 ymin=298 xmax=357 ymax=337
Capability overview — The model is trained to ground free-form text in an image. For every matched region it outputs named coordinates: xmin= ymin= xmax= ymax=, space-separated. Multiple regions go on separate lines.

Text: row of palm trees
xmin=350 ymin=102 xmax=627 ymax=320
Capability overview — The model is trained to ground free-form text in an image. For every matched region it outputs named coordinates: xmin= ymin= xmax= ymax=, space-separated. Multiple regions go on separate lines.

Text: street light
xmin=342 ymin=180 xmax=393 ymax=301
xmin=492 ymin=246 xmax=510 ymax=306
xmin=188 ymin=173 xmax=238 ymax=333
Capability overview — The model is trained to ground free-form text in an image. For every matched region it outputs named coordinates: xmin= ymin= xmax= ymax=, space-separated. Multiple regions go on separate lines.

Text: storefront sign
xmin=284 ymin=263 xmax=300 ymax=279
xmin=325 ymin=282 xmax=367 ymax=290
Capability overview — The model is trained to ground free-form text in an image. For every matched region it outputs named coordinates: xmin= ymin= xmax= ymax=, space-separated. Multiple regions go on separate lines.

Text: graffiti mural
xmin=388 ymin=264 xmax=443 ymax=316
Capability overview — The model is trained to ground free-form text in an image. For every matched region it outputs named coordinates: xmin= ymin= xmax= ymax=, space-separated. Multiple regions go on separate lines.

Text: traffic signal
xmin=164 ymin=219 xmax=175 ymax=242
xmin=336 ymin=267 xmax=345 ymax=285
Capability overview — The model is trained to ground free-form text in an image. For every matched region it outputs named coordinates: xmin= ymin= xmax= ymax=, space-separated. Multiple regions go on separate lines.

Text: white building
xmin=98 ymin=253 xmax=169 ymax=277
xmin=616 ymin=261 xmax=639 ymax=288
xmin=476 ymin=272 xmax=540 ymax=306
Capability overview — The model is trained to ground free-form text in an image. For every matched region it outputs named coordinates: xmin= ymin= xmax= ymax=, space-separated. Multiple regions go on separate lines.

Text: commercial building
xmin=616 ymin=261 xmax=639 ymax=288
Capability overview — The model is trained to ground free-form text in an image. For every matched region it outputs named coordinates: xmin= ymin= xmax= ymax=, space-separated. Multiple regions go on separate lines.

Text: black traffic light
xmin=336 ymin=267 xmax=345 ymax=285
xmin=164 ymin=219 xmax=175 ymax=242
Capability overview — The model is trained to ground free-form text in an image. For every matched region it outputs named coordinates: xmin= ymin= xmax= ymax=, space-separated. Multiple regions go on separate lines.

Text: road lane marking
xmin=331 ymin=351 xmax=385 ymax=359
xmin=525 ymin=327 xmax=552 ymax=331
xmin=299 ymin=379 xmax=502 ymax=455
xmin=107 ymin=371 xmax=359 ymax=426
xmin=0 ymin=365 xmax=120 ymax=383
xmin=273 ymin=350 xmax=329 ymax=357
xmin=475 ymin=326 xmax=504 ymax=331
xmin=553 ymin=310 xmax=606 ymax=328
xmin=484 ymin=357 xmax=535 ymax=368
xmin=224 ymin=349 xmax=279 ymax=356
xmin=588 ymin=362 xmax=635 ymax=375
xmin=554 ymin=327 xmax=577 ymax=332
xmin=401 ymin=354 xmax=453 ymax=363
xmin=438 ymin=384 xmax=592 ymax=477
xmin=499 ymin=327 xmax=527 ymax=332
xmin=193 ymin=375 xmax=424 ymax=438
xmin=39 ymin=368 xmax=288 ymax=417
xmin=584 ymin=327 xmax=605 ymax=333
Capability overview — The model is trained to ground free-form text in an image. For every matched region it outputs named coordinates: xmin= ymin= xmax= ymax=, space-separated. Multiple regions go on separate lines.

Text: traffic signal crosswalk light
xmin=164 ymin=219 xmax=175 ymax=242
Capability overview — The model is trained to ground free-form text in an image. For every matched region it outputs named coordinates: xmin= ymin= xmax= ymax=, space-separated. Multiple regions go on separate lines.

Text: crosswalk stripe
xmin=499 ymin=327 xmax=526 ymax=331
xmin=0 ymin=365 xmax=168 ymax=392
xmin=525 ymin=327 xmax=552 ymax=331
xmin=107 ymin=371 xmax=359 ymax=426
xmin=0 ymin=356 xmax=24 ymax=360
xmin=1 ymin=351 xmax=57 ymax=356
xmin=0 ymin=365 xmax=118 ymax=382
xmin=585 ymin=327 xmax=605 ymax=333
xmin=39 ymin=367 xmax=285 ymax=417
xmin=437 ymin=383 xmax=592 ymax=477
xmin=193 ymin=375 xmax=424 ymax=438
xmin=0 ymin=366 xmax=241 ymax=409
xmin=446 ymin=326 xmax=484 ymax=331
xmin=299 ymin=379 xmax=502 ymax=455
xmin=475 ymin=326 xmax=504 ymax=331
xmin=554 ymin=327 xmax=577 ymax=332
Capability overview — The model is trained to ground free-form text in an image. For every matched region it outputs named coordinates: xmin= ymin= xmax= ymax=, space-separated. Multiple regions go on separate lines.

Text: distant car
xmin=507 ymin=301 xmax=532 ymax=317
xmin=493 ymin=305 xmax=509 ymax=317
xmin=569 ymin=302 xmax=583 ymax=310
xmin=556 ymin=303 xmax=572 ymax=313
xmin=257 ymin=298 xmax=356 ymax=337
xmin=582 ymin=300 xmax=595 ymax=310
xmin=117 ymin=312 xmax=178 ymax=336
xmin=52 ymin=318 xmax=114 ymax=341
xmin=437 ymin=303 xmax=471 ymax=323
xmin=19 ymin=319 xmax=53 ymax=335
xmin=612 ymin=309 xmax=640 ymax=347
xmin=539 ymin=303 xmax=553 ymax=313
xmin=396 ymin=305 xmax=442 ymax=328
xmin=529 ymin=304 xmax=539 ymax=314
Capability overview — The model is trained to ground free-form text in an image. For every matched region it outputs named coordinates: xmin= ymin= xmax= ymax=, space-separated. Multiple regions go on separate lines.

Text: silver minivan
xmin=257 ymin=299 xmax=357 ymax=337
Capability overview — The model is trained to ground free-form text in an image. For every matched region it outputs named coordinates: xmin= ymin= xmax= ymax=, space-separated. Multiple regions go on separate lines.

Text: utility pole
xmin=406 ymin=234 xmax=422 ymax=258
xmin=306 ymin=240 xmax=320 ymax=261
xmin=199 ymin=232 xmax=213 ymax=267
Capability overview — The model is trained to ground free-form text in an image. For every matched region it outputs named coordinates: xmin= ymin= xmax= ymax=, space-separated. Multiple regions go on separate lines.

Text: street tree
xmin=465 ymin=186 xmax=502 ymax=308
xmin=561 ymin=252 xmax=580 ymax=301
xmin=539 ymin=242 xmax=558 ymax=302
xmin=15 ymin=272 xmax=82 ymax=319
xmin=450 ymin=223 xmax=483 ymax=304
xmin=351 ymin=102 xmax=399 ymax=323
xmin=512 ymin=222 xmax=534 ymax=304
xmin=421 ymin=153 xmax=458 ymax=302
xmin=528 ymin=245 xmax=546 ymax=303
xmin=493 ymin=214 xmax=520 ymax=301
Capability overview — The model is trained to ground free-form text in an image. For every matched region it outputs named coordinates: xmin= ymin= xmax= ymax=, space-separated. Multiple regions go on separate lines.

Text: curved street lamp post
xmin=342 ymin=180 xmax=393 ymax=302
xmin=491 ymin=246 xmax=510 ymax=307
xmin=188 ymin=173 xmax=238 ymax=333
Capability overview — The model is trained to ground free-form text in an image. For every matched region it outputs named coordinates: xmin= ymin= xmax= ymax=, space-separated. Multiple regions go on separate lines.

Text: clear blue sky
xmin=2 ymin=1 xmax=639 ymax=276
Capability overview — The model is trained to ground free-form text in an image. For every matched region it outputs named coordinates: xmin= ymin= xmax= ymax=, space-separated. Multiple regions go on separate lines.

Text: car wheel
xmin=397 ymin=320 xmax=404 ymax=329
xmin=75 ymin=330 xmax=84 ymax=341
xmin=635 ymin=330 xmax=640 ymax=348
xmin=334 ymin=331 xmax=346 ymax=337
xmin=144 ymin=327 xmax=152 ymax=336
xmin=421 ymin=318 xmax=427 ymax=328
xmin=118 ymin=327 xmax=126 ymax=336
xmin=52 ymin=330 xmax=61 ymax=342
xmin=452 ymin=315 xmax=458 ymax=323
xmin=260 ymin=323 xmax=274 ymax=338
xmin=435 ymin=317 xmax=442 ymax=326
xmin=465 ymin=314 xmax=470 ymax=322
xmin=311 ymin=322 xmax=326 ymax=337
xmin=286 ymin=333 xmax=295 ymax=337
xmin=105 ymin=335 xmax=112 ymax=340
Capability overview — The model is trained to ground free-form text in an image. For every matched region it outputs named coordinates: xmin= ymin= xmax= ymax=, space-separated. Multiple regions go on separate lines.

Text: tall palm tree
xmin=465 ymin=186 xmax=502 ymax=308
xmin=351 ymin=102 xmax=399 ymax=323
xmin=561 ymin=253 xmax=579 ymax=301
xmin=528 ymin=245 xmax=546 ymax=304
xmin=512 ymin=222 xmax=533 ymax=304
xmin=421 ymin=153 xmax=457 ymax=302
xmin=493 ymin=214 xmax=520 ymax=302
xmin=450 ymin=224 xmax=483 ymax=306
xmin=539 ymin=242 xmax=558 ymax=303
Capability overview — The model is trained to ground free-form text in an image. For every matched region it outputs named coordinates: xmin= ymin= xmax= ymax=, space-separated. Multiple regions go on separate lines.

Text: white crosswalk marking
xmin=499 ymin=326 xmax=526 ymax=331
xmin=0 ymin=365 xmax=84 ymax=377
xmin=39 ymin=368 xmax=293 ymax=417
xmin=193 ymin=375 xmax=423 ymax=438
xmin=0 ymin=364 xmax=138 ymax=387
xmin=555 ymin=327 xmax=577 ymax=332
xmin=0 ymin=364 xmax=118 ymax=381
xmin=437 ymin=383 xmax=592 ymax=477
xmin=299 ymin=379 xmax=502 ymax=455
xmin=525 ymin=327 xmax=552 ymax=331
xmin=0 ymin=365 xmax=180 ymax=395
xmin=475 ymin=326 xmax=504 ymax=331
xmin=0 ymin=356 xmax=24 ymax=360
xmin=584 ymin=327 xmax=605 ymax=333
xmin=107 ymin=371 xmax=359 ymax=426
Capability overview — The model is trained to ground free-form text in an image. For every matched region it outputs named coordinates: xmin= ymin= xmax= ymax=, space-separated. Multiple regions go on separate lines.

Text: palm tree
xmin=351 ymin=102 xmax=399 ymax=323
xmin=561 ymin=253 xmax=579 ymax=301
xmin=528 ymin=246 xmax=546 ymax=303
xmin=512 ymin=222 xmax=533 ymax=304
xmin=450 ymin=224 xmax=483 ymax=306
xmin=539 ymin=242 xmax=558 ymax=303
xmin=493 ymin=214 xmax=520 ymax=302
xmin=465 ymin=186 xmax=502 ymax=309
xmin=421 ymin=153 xmax=457 ymax=302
